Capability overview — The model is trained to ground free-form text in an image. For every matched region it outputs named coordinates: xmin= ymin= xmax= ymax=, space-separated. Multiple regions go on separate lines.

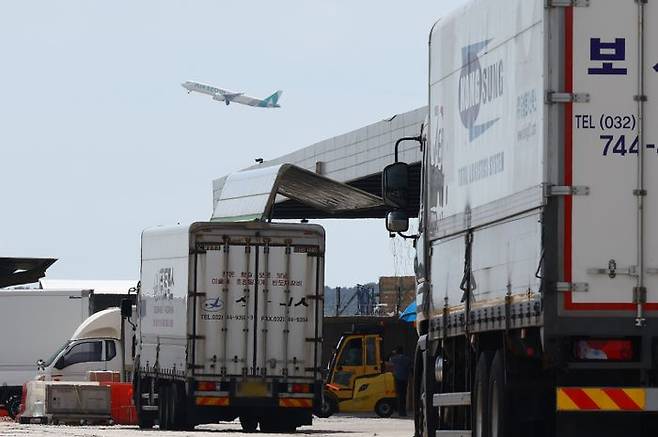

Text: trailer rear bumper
xmin=557 ymin=387 xmax=658 ymax=412
xmin=193 ymin=395 xmax=314 ymax=408
xmin=190 ymin=395 xmax=315 ymax=427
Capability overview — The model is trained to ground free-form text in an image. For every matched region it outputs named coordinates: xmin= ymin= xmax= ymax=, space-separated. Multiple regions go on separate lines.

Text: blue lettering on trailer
xmin=458 ymin=40 xmax=504 ymax=142
xmin=588 ymin=38 xmax=628 ymax=75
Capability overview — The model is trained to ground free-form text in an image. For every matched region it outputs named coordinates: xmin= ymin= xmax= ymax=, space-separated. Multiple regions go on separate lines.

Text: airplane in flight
xmin=181 ymin=81 xmax=282 ymax=108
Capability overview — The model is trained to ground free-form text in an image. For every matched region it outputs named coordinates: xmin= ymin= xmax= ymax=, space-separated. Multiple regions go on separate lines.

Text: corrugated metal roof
xmin=212 ymin=164 xmax=385 ymax=221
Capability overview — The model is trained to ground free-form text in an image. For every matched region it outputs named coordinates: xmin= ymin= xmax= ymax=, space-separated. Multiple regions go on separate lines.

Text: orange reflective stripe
xmin=279 ymin=398 xmax=313 ymax=408
xmin=556 ymin=388 xmax=645 ymax=411
xmin=195 ymin=396 xmax=230 ymax=406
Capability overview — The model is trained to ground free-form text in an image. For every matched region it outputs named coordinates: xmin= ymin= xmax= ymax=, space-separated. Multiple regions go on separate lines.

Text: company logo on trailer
xmin=153 ymin=267 xmax=174 ymax=300
xmin=458 ymin=39 xmax=504 ymax=141
xmin=203 ymin=297 xmax=224 ymax=312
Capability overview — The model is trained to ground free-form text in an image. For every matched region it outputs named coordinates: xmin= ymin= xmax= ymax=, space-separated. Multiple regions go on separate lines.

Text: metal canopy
xmin=269 ymin=163 xmax=421 ymax=219
xmin=0 ymin=257 xmax=57 ymax=288
xmin=212 ymin=164 xmax=387 ymax=221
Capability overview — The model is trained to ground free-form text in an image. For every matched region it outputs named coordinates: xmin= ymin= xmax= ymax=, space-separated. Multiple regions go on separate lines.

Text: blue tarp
xmin=399 ymin=301 xmax=417 ymax=322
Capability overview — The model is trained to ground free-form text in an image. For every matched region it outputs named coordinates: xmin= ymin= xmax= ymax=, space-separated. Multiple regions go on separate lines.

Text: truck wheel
xmin=169 ymin=383 xmax=191 ymax=430
xmin=473 ymin=352 xmax=492 ymax=437
xmin=239 ymin=415 xmax=258 ymax=432
xmin=488 ymin=351 xmax=511 ymax=437
xmin=375 ymin=398 xmax=395 ymax=418
xmin=414 ymin=344 xmax=437 ymax=437
xmin=316 ymin=396 xmax=337 ymax=418
xmin=158 ymin=385 xmax=170 ymax=430
xmin=135 ymin=375 xmax=155 ymax=429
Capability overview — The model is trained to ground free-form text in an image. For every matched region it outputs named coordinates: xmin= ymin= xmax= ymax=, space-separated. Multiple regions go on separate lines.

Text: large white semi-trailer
xmin=382 ymin=0 xmax=658 ymax=436
xmin=0 ymin=290 xmax=92 ymax=415
xmin=133 ymin=221 xmax=325 ymax=431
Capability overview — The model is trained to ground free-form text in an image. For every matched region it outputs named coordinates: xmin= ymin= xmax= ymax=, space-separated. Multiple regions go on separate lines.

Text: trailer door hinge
xmin=547 ymin=0 xmax=590 ymax=7
xmin=545 ymin=185 xmax=590 ymax=196
xmin=546 ymin=92 xmax=590 ymax=103
xmin=556 ymin=282 xmax=589 ymax=292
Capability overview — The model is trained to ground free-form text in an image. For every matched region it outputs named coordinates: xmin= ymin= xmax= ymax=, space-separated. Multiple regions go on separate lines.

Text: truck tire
xmin=169 ymin=382 xmax=192 ymax=430
xmin=135 ymin=375 xmax=155 ymax=429
xmin=158 ymin=384 xmax=170 ymax=430
xmin=414 ymin=344 xmax=437 ymax=437
xmin=488 ymin=351 xmax=511 ymax=437
xmin=472 ymin=352 xmax=492 ymax=437
xmin=239 ymin=415 xmax=258 ymax=432
xmin=375 ymin=398 xmax=395 ymax=418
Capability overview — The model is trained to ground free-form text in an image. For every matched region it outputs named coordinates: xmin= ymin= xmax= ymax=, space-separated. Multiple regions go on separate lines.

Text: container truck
xmin=0 ymin=290 xmax=92 ymax=417
xmin=133 ymin=222 xmax=325 ymax=431
xmin=382 ymin=0 xmax=658 ymax=436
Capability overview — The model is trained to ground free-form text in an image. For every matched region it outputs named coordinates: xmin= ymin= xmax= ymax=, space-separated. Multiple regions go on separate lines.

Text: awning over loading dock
xmin=0 ymin=257 xmax=57 ymax=288
xmin=212 ymin=164 xmax=387 ymax=222
xmin=212 ymin=107 xmax=425 ymax=220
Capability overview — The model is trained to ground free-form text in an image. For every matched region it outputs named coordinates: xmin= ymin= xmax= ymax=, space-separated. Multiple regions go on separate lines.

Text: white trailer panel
xmin=193 ymin=226 xmax=323 ymax=380
xmin=426 ymin=0 xmax=658 ymax=315
xmin=427 ymin=0 xmax=545 ymax=239
xmin=139 ymin=226 xmax=191 ymax=372
xmin=568 ymin=0 xmax=658 ymax=310
xmin=0 ymin=290 xmax=91 ymax=388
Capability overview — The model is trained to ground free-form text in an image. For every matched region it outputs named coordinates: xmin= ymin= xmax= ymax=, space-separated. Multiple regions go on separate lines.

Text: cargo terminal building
xmin=211 ymin=107 xmax=425 ymax=222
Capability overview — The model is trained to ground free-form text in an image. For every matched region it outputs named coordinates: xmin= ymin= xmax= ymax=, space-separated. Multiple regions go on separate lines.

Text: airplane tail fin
xmin=264 ymin=90 xmax=283 ymax=107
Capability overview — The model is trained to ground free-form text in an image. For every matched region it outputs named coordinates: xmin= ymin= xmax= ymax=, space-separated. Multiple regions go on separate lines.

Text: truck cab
xmin=39 ymin=307 xmax=134 ymax=382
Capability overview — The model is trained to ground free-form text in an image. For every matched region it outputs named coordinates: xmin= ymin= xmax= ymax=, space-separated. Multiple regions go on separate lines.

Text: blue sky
xmin=0 ymin=0 xmax=466 ymax=287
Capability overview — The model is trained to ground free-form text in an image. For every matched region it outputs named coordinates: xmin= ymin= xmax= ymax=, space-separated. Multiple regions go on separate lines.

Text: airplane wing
xmin=230 ymin=94 xmax=264 ymax=107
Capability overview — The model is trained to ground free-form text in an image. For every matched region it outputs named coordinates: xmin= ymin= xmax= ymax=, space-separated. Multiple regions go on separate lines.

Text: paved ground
xmin=0 ymin=415 xmax=413 ymax=437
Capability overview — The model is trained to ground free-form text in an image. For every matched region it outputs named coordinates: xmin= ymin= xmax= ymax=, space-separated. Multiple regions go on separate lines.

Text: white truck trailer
xmin=133 ymin=222 xmax=325 ymax=431
xmin=382 ymin=0 xmax=658 ymax=436
xmin=0 ymin=290 xmax=92 ymax=415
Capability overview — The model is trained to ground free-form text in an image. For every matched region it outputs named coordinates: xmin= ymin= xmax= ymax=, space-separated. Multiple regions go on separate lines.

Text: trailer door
xmin=194 ymin=240 xmax=258 ymax=377
xmin=193 ymin=236 xmax=322 ymax=379
xmin=254 ymin=242 xmax=322 ymax=380
xmin=566 ymin=0 xmax=658 ymax=315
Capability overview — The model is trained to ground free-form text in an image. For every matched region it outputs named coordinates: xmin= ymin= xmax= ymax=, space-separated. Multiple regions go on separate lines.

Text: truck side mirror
xmin=386 ymin=210 xmax=409 ymax=233
xmin=120 ymin=298 xmax=132 ymax=319
xmin=382 ymin=162 xmax=409 ymax=208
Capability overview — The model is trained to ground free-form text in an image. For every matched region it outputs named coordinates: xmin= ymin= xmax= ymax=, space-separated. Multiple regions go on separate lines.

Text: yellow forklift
xmin=317 ymin=330 xmax=398 ymax=418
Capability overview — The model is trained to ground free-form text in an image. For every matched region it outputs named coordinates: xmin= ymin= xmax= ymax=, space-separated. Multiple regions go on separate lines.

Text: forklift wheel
xmin=316 ymin=397 xmax=337 ymax=418
xmin=375 ymin=398 xmax=395 ymax=418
